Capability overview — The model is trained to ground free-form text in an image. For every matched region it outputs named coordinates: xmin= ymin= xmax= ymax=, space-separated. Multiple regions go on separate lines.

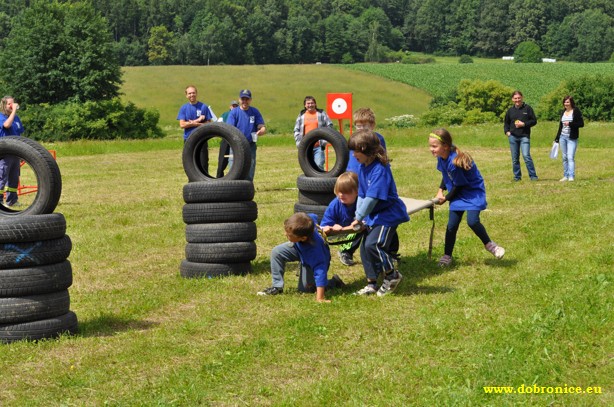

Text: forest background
xmin=1 ymin=0 xmax=613 ymax=66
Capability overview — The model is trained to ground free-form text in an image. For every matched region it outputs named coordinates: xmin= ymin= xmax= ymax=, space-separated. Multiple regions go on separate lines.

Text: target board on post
xmin=326 ymin=93 xmax=353 ymax=120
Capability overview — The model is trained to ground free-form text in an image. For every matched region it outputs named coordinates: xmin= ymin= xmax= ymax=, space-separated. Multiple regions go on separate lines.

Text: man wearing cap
xmin=227 ymin=89 xmax=266 ymax=181
xmin=216 ymin=100 xmax=239 ymax=177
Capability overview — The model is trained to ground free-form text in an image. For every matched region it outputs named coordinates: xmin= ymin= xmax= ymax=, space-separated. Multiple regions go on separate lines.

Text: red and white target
xmin=326 ymin=93 xmax=352 ymax=119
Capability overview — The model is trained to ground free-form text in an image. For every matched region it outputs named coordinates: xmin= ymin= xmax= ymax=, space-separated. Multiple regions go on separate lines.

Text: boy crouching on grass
xmin=257 ymin=212 xmax=345 ymax=302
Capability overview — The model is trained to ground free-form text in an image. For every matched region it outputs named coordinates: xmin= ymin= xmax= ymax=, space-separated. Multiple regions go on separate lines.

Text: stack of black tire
xmin=180 ymin=123 xmax=258 ymax=278
xmin=0 ymin=137 xmax=77 ymax=343
xmin=294 ymin=128 xmax=349 ymax=220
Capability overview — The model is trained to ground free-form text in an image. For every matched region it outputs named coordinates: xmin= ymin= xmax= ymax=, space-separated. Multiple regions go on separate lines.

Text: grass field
xmin=1 ymin=64 xmax=613 ymax=406
xmin=2 ymin=123 xmax=612 ymax=406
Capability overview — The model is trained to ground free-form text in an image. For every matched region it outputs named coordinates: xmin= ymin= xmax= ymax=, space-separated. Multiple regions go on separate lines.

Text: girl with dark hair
xmin=554 ymin=96 xmax=584 ymax=182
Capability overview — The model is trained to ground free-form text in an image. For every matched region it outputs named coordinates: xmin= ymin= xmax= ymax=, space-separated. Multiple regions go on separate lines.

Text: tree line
xmin=1 ymin=0 xmax=612 ymax=66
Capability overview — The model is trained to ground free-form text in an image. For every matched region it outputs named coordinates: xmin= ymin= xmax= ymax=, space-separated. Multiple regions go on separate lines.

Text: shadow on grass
xmin=77 ymin=313 xmax=159 ymax=338
xmin=395 ymin=251 xmax=455 ymax=296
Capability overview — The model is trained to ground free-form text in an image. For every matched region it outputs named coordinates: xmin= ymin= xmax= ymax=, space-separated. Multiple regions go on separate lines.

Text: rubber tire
xmin=0 ymin=311 xmax=78 ymax=343
xmin=185 ymin=242 xmax=257 ymax=263
xmin=0 ymin=261 xmax=72 ymax=297
xmin=293 ymin=202 xmax=328 ymax=222
xmin=186 ymin=222 xmax=257 ymax=243
xmin=183 ymin=180 xmax=255 ymax=203
xmin=179 ymin=260 xmax=252 ymax=278
xmin=298 ymin=190 xmax=336 ymax=206
xmin=183 ymin=201 xmax=258 ymax=224
xmin=0 ymin=289 xmax=70 ymax=324
xmin=182 ymin=122 xmax=251 ymax=181
xmin=0 ymin=136 xmax=62 ymax=216
xmin=0 ymin=235 xmax=72 ymax=269
xmin=296 ymin=175 xmax=337 ymax=193
xmin=297 ymin=127 xmax=349 ymax=178
xmin=0 ymin=214 xmax=66 ymax=243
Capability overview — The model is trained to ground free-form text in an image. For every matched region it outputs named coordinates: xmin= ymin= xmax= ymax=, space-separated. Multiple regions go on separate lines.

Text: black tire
xmin=0 ymin=261 xmax=72 ymax=296
xmin=0 ymin=136 xmax=62 ymax=216
xmin=296 ymin=175 xmax=337 ymax=193
xmin=298 ymin=190 xmax=336 ymax=206
xmin=297 ymin=127 xmax=349 ymax=178
xmin=0 ymin=235 xmax=72 ymax=269
xmin=185 ymin=242 xmax=257 ymax=263
xmin=293 ymin=202 xmax=328 ymax=222
xmin=186 ymin=222 xmax=257 ymax=243
xmin=183 ymin=180 xmax=255 ymax=203
xmin=0 ymin=214 xmax=66 ymax=243
xmin=179 ymin=260 xmax=252 ymax=278
xmin=0 ymin=289 xmax=70 ymax=324
xmin=0 ymin=311 xmax=78 ymax=343
xmin=183 ymin=201 xmax=258 ymax=224
xmin=182 ymin=122 xmax=251 ymax=181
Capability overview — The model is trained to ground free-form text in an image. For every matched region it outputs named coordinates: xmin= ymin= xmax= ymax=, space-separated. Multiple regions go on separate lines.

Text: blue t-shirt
xmin=437 ymin=152 xmax=487 ymax=211
xmin=358 ymin=160 xmax=409 ymax=227
xmin=320 ymin=197 xmax=356 ymax=228
xmin=347 ymin=131 xmax=387 ymax=174
xmin=176 ymin=101 xmax=212 ymax=140
xmin=227 ymin=106 xmax=264 ymax=143
xmin=294 ymin=214 xmax=331 ymax=287
xmin=0 ymin=113 xmax=24 ymax=137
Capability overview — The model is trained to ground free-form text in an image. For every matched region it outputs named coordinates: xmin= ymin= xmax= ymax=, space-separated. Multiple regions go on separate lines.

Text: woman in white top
xmin=554 ymin=96 xmax=584 ymax=182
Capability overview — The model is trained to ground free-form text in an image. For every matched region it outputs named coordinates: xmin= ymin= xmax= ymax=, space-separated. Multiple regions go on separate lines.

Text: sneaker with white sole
xmin=257 ymin=286 xmax=283 ymax=296
xmin=438 ymin=255 xmax=452 ymax=267
xmin=559 ymin=177 xmax=568 ymax=182
xmin=354 ymin=284 xmax=378 ymax=296
xmin=568 ymin=177 xmax=574 ymax=182
xmin=377 ymin=272 xmax=403 ymax=297
xmin=338 ymin=251 xmax=356 ymax=266
xmin=485 ymin=242 xmax=505 ymax=259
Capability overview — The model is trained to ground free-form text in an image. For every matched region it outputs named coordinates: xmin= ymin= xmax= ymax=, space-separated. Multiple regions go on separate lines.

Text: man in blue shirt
xmin=227 ymin=89 xmax=266 ymax=181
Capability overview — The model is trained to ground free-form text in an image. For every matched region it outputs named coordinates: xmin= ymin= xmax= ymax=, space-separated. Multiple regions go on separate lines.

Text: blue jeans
xmin=508 ymin=136 xmax=537 ymax=180
xmin=313 ymin=146 xmax=325 ymax=170
xmin=559 ymin=135 xmax=578 ymax=179
xmin=227 ymin=142 xmax=257 ymax=181
xmin=445 ymin=210 xmax=491 ymax=256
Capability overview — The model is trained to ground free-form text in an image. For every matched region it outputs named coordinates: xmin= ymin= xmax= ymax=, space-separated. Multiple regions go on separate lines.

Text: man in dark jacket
xmin=503 ymin=90 xmax=538 ymax=181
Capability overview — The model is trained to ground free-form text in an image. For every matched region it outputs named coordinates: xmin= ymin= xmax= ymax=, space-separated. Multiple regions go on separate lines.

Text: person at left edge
xmin=0 ymin=96 xmax=25 ymax=207
xmin=227 ymin=89 xmax=266 ymax=181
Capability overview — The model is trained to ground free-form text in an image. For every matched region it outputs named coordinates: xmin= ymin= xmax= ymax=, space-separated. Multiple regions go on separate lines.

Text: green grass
xmin=346 ymin=62 xmax=614 ymax=105
xmin=1 ymin=121 xmax=612 ymax=406
xmin=121 ymin=65 xmax=431 ymax=135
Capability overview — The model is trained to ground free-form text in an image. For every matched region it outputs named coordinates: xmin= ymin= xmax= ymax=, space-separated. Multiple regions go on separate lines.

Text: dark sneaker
xmin=331 ymin=274 xmax=346 ymax=289
xmin=377 ymin=272 xmax=403 ymax=297
xmin=257 ymin=286 xmax=283 ymax=296
xmin=338 ymin=251 xmax=355 ymax=266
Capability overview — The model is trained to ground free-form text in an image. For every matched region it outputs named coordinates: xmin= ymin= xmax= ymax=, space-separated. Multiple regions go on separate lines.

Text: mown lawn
xmin=0 ymin=120 xmax=612 ymax=406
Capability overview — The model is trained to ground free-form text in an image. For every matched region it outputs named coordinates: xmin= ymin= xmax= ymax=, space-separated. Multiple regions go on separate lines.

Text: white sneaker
xmin=568 ymin=178 xmax=574 ymax=182
xmin=559 ymin=177 xmax=568 ymax=182
xmin=354 ymin=284 xmax=378 ymax=296
xmin=485 ymin=242 xmax=505 ymax=259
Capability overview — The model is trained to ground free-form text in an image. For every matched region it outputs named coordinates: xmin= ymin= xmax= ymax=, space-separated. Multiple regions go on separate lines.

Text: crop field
xmin=346 ymin=62 xmax=614 ymax=105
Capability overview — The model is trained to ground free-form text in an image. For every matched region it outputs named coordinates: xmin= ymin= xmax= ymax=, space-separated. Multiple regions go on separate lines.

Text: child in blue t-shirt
xmin=320 ymin=172 xmax=361 ymax=266
xmin=348 ymin=130 xmax=409 ymax=297
xmin=347 ymin=107 xmax=387 ymax=174
xmin=428 ymin=128 xmax=505 ymax=267
xmin=257 ymin=212 xmax=344 ymax=302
